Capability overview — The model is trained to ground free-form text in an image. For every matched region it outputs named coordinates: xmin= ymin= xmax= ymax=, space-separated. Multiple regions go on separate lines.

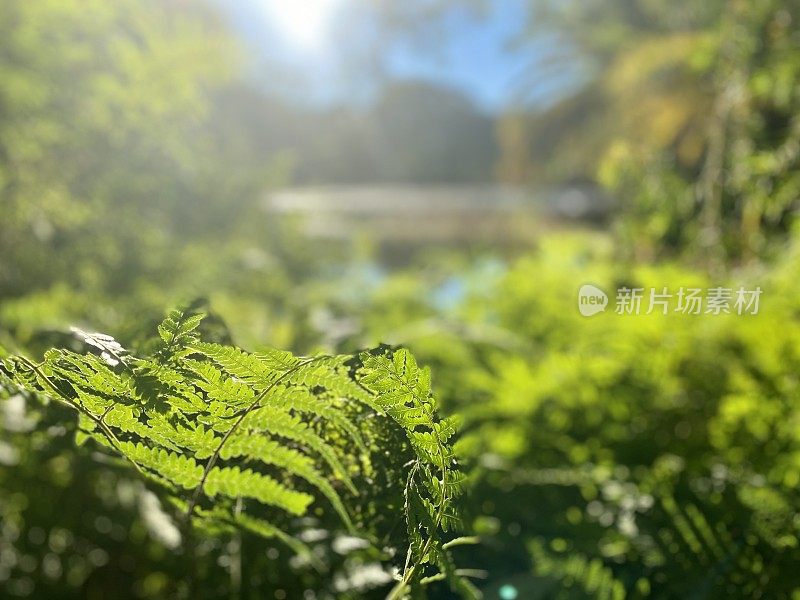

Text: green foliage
xmin=2 ymin=0 xmax=799 ymax=597
xmin=345 ymin=234 xmax=800 ymax=598
xmin=0 ymin=0 xmax=234 ymax=299
xmin=360 ymin=350 xmax=479 ymax=599
xmin=0 ymin=0 xmax=350 ymax=356
xmin=523 ymin=0 xmax=800 ymax=262
xmin=1 ymin=306 xmax=477 ymax=598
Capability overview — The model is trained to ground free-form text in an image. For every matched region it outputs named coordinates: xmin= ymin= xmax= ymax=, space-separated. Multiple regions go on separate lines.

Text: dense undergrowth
xmin=3 ymin=234 xmax=800 ymax=597
xmin=346 ymin=234 xmax=800 ymax=598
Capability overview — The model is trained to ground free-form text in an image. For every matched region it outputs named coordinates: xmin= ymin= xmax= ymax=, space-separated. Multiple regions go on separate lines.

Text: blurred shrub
xmin=348 ymin=233 xmax=800 ymax=597
xmin=0 ymin=0 xmax=356 ymax=354
xmin=523 ymin=0 xmax=800 ymax=263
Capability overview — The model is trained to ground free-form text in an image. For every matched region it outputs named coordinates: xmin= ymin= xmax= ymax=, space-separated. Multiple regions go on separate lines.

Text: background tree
xmin=515 ymin=0 xmax=800 ymax=263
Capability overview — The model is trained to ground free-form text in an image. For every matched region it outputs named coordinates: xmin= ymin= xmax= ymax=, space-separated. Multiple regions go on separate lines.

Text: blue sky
xmin=213 ymin=0 xmax=579 ymax=113
xmin=382 ymin=1 xmax=534 ymax=110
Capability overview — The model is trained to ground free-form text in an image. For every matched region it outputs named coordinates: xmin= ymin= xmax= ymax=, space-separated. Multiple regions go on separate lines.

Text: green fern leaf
xmin=4 ymin=306 xmax=472 ymax=597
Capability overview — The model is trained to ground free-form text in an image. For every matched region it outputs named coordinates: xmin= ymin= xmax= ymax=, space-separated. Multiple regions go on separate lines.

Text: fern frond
xmin=204 ymin=466 xmax=313 ymax=515
xmin=190 ymin=341 xmax=283 ymax=386
xmin=5 ymin=307 xmax=472 ymax=597
xmin=260 ymin=384 xmax=368 ymax=454
xmin=360 ymin=348 xmax=475 ymax=599
xmin=529 ymin=538 xmax=626 ymax=600
xmin=118 ymin=441 xmax=204 ymax=489
xmin=241 ymin=405 xmax=355 ymax=490
xmin=185 ymin=359 xmax=255 ymax=408
xmin=220 ymin=433 xmax=353 ymax=527
xmin=151 ymin=308 xmax=205 ymax=366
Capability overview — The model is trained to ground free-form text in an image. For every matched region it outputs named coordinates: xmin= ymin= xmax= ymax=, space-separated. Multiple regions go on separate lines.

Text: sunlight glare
xmin=263 ymin=0 xmax=340 ymax=50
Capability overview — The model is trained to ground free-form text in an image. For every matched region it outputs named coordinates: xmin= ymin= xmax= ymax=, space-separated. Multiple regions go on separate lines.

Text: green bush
xmin=348 ymin=234 xmax=800 ymax=597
